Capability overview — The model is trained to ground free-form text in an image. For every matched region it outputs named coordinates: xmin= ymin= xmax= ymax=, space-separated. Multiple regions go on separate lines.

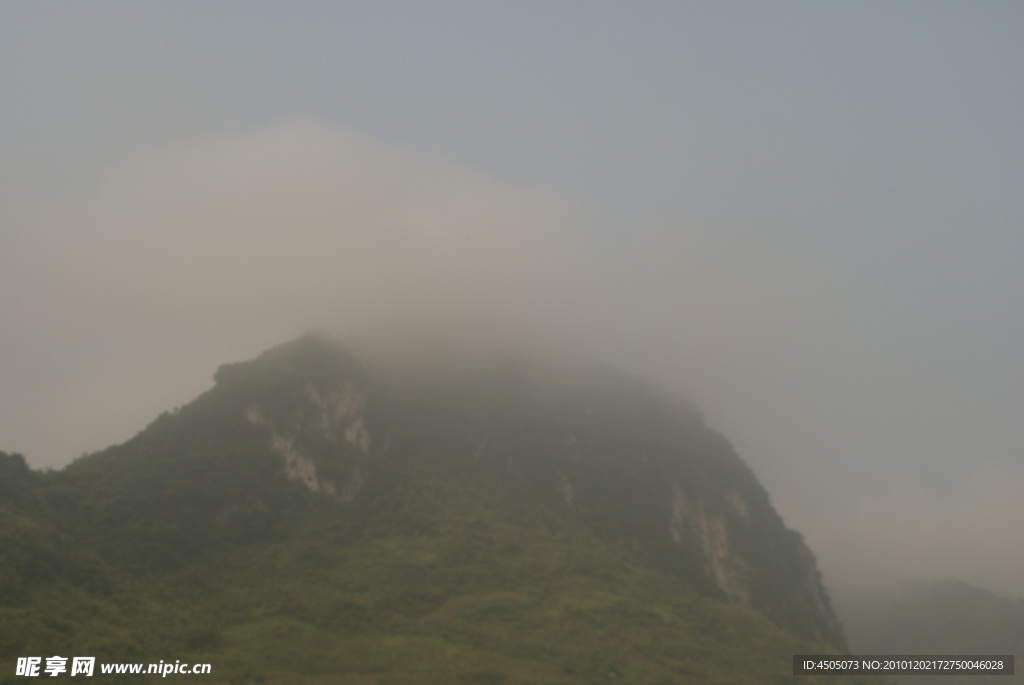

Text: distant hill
xmin=1 ymin=333 xmax=874 ymax=684
xmin=834 ymin=578 xmax=1023 ymax=685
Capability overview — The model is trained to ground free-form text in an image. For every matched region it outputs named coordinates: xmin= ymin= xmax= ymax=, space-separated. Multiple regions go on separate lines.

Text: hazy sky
xmin=1 ymin=2 xmax=1021 ymax=598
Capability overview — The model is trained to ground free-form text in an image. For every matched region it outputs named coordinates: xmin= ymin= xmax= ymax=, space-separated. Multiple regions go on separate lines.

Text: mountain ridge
xmin=1 ymin=333 xmax=860 ymax=683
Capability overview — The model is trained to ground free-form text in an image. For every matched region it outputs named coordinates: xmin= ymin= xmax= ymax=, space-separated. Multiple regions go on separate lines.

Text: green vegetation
xmin=1 ymin=335 xmax=872 ymax=683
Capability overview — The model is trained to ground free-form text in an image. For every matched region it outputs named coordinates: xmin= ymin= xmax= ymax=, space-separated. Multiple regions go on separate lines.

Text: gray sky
xmin=1 ymin=2 xmax=1021 ymax=598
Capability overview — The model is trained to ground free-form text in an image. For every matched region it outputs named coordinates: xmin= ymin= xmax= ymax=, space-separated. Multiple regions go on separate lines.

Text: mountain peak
xmin=214 ymin=331 xmax=364 ymax=389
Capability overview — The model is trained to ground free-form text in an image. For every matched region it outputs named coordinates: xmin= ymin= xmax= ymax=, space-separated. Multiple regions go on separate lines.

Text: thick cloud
xmin=1 ymin=118 xmax=818 ymax=466
xmin=0 ymin=120 xmax=573 ymax=462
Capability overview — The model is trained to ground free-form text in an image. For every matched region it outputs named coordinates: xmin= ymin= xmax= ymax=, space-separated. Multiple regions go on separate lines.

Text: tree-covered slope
xmin=2 ymin=334 xmax=863 ymax=683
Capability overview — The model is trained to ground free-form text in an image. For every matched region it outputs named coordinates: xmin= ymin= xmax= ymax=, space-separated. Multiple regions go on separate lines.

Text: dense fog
xmin=1 ymin=3 xmax=1021 ymax=600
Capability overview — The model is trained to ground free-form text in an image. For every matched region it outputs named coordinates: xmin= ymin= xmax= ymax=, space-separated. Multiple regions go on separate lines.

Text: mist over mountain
xmin=0 ymin=333 xmax=871 ymax=684
xmin=3 ymin=13 xmax=1022 ymax=682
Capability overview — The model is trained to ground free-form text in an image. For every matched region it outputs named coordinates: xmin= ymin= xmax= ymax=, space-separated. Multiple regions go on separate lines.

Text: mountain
xmin=1 ymin=333 xmax=866 ymax=684
xmin=835 ymin=579 xmax=1024 ymax=685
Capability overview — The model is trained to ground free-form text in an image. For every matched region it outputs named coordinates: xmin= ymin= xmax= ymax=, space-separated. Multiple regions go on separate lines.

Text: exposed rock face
xmin=242 ymin=377 xmax=371 ymax=497
xmin=269 ymin=433 xmax=328 ymax=493
xmin=210 ymin=335 xmax=374 ymax=502
xmin=672 ymin=485 xmax=750 ymax=604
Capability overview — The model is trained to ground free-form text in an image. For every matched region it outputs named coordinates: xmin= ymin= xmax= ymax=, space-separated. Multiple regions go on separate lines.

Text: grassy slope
xmin=3 ymin=448 xmax=877 ymax=685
